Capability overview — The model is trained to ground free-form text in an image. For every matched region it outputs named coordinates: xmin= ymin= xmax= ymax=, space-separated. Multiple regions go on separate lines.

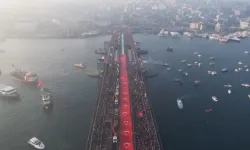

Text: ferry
xmin=177 ymin=99 xmax=183 ymax=109
xmin=28 ymin=137 xmax=45 ymax=149
xmin=10 ymin=70 xmax=38 ymax=84
xmin=0 ymin=84 xmax=19 ymax=98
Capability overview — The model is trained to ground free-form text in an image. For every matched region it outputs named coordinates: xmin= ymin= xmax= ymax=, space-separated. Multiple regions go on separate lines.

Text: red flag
xmin=37 ymin=81 xmax=44 ymax=88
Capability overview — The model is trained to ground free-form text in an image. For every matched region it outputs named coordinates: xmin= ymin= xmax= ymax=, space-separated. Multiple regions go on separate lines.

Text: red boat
xmin=10 ymin=70 xmax=38 ymax=84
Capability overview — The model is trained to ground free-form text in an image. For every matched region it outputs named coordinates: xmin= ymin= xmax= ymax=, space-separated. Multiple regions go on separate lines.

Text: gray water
xmin=0 ymin=35 xmax=250 ymax=150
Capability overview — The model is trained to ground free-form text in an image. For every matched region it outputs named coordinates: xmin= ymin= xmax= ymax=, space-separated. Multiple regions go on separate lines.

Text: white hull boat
xmin=177 ymin=99 xmax=183 ymax=109
xmin=28 ymin=137 xmax=45 ymax=149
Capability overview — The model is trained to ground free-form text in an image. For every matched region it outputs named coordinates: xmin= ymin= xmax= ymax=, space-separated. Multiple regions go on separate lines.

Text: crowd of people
xmin=128 ymin=53 xmax=163 ymax=149
xmin=87 ymin=50 xmax=120 ymax=150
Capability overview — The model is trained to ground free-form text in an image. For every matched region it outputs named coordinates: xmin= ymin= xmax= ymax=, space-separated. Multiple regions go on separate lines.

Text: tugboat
xmin=166 ymin=47 xmax=174 ymax=52
xmin=10 ymin=70 xmax=38 ymax=84
xmin=28 ymin=137 xmax=45 ymax=149
xmin=0 ymin=84 xmax=19 ymax=99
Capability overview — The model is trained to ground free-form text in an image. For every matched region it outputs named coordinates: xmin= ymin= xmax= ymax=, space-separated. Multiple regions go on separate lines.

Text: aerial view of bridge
xmin=86 ymin=29 xmax=163 ymax=150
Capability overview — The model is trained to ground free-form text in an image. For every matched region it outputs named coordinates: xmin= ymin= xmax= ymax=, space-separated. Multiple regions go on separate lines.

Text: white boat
xmin=187 ymin=64 xmax=192 ymax=67
xmin=197 ymin=54 xmax=202 ymax=57
xmin=238 ymin=61 xmax=243 ymax=65
xmin=183 ymin=72 xmax=188 ymax=76
xmin=212 ymin=96 xmax=218 ymax=102
xmin=167 ymin=68 xmax=171 ymax=71
xmin=228 ymin=89 xmax=231 ymax=94
xmin=198 ymin=63 xmax=202 ymax=67
xmin=208 ymin=71 xmax=217 ymax=76
xmin=210 ymin=62 xmax=215 ymax=66
xmin=194 ymin=80 xmax=200 ymax=85
xmin=0 ymin=84 xmax=19 ymax=98
xmin=224 ymin=84 xmax=232 ymax=88
xmin=246 ymin=68 xmax=249 ymax=72
xmin=242 ymin=84 xmax=250 ymax=88
xmin=28 ymin=137 xmax=45 ymax=149
xmin=177 ymin=99 xmax=183 ymax=109
xmin=235 ymin=68 xmax=239 ymax=72
xmin=181 ymin=60 xmax=186 ymax=63
xmin=244 ymin=65 xmax=248 ymax=68
xmin=248 ymin=95 xmax=250 ymax=99
xmin=193 ymin=52 xmax=198 ymax=55
xmin=209 ymin=57 xmax=215 ymax=60
xmin=244 ymin=51 xmax=249 ymax=54
xmin=178 ymin=69 xmax=182 ymax=72
xmin=194 ymin=62 xmax=198 ymax=65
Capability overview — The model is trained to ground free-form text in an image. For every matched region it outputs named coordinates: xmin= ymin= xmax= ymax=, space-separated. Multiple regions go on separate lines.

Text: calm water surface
xmin=0 ymin=35 xmax=250 ymax=150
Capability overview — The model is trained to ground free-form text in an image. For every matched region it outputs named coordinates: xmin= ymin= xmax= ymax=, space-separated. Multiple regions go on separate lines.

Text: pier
xmin=87 ymin=29 xmax=163 ymax=150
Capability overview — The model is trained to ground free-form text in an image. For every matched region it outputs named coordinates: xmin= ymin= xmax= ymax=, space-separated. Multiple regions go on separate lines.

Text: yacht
xmin=0 ymin=84 xmax=19 ymax=98
xmin=28 ymin=137 xmax=45 ymax=149
xmin=177 ymin=99 xmax=183 ymax=109
xmin=212 ymin=96 xmax=218 ymax=102
xmin=228 ymin=89 xmax=232 ymax=95
xmin=224 ymin=84 xmax=232 ymax=88
xmin=242 ymin=84 xmax=250 ymax=88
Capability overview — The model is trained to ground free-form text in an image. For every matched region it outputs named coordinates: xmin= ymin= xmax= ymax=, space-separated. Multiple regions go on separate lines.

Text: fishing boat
xmin=228 ymin=89 xmax=232 ymax=94
xmin=74 ymin=63 xmax=85 ymax=68
xmin=224 ymin=84 xmax=232 ymax=88
xmin=242 ymin=84 xmax=250 ymax=88
xmin=212 ymin=96 xmax=218 ymax=102
xmin=0 ymin=84 xmax=19 ymax=98
xmin=177 ymin=99 xmax=183 ymax=109
xmin=10 ymin=70 xmax=38 ymax=84
xmin=28 ymin=137 xmax=45 ymax=149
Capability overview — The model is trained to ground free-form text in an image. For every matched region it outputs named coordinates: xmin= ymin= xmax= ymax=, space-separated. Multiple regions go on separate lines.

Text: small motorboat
xmin=166 ymin=47 xmax=174 ymax=52
xmin=167 ymin=68 xmax=171 ymax=71
xmin=224 ymin=84 xmax=232 ymax=88
xmin=205 ymin=108 xmax=213 ymax=113
xmin=181 ymin=60 xmax=186 ymax=63
xmin=244 ymin=65 xmax=248 ymax=68
xmin=178 ymin=69 xmax=182 ymax=72
xmin=40 ymin=88 xmax=52 ymax=108
xmin=221 ymin=68 xmax=228 ymax=72
xmin=10 ymin=70 xmax=38 ymax=84
xmin=193 ymin=52 xmax=198 ymax=55
xmin=177 ymin=99 xmax=183 ymax=109
xmin=212 ymin=96 xmax=218 ymax=102
xmin=183 ymin=72 xmax=188 ymax=76
xmin=235 ymin=68 xmax=239 ymax=72
xmin=28 ymin=137 xmax=45 ymax=149
xmin=187 ymin=64 xmax=192 ymax=67
xmin=238 ymin=61 xmax=243 ymax=65
xmin=0 ymin=84 xmax=19 ymax=98
xmin=209 ymin=57 xmax=215 ymax=60
xmin=245 ymin=51 xmax=249 ymax=54
xmin=197 ymin=54 xmax=202 ymax=57
xmin=194 ymin=62 xmax=198 ymax=65
xmin=208 ymin=71 xmax=217 ymax=76
xmin=210 ymin=62 xmax=215 ymax=66
xmin=162 ymin=63 xmax=168 ymax=66
xmin=246 ymin=68 xmax=249 ymax=72
xmin=194 ymin=80 xmax=200 ymax=85
xmin=242 ymin=84 xmax=250 ymax=88
xmin=198 ymin=63 xmax=202 ymax=67
xmin=248 ymin=95 xmax=250 ymax=99
xmin=228 ymin=89 xmax=232 ymax=95
xmin=74 ymin=63 xmax=85 ymax=68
